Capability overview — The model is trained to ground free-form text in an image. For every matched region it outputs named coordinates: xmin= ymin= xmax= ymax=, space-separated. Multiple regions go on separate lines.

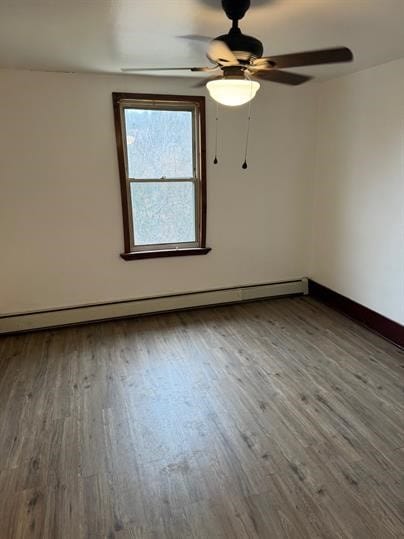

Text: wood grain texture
xmin=0 ymin=297 xmax=403 ymax=538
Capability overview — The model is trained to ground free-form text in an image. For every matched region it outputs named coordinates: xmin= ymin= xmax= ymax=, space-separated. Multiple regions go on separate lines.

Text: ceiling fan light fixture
xmin=206 ymin=78 xmax=260 ymax=107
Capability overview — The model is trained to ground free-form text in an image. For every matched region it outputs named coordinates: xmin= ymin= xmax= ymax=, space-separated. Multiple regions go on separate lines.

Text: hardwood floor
xmin=0 ymin=296 xmax=403 ymax=538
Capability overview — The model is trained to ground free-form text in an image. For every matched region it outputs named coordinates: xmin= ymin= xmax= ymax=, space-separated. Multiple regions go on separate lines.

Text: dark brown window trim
xmin=112 ymin=92 xmax=209 ymax=260
xmin=120 ymin=247 xmax=211 ymax=260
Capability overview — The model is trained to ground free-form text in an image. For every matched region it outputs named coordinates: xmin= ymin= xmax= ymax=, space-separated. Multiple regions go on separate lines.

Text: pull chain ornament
xmin=213 ymin=102 xmax=219 ymax=164
xmin=242 ymin=80 xmax=254 ymax=170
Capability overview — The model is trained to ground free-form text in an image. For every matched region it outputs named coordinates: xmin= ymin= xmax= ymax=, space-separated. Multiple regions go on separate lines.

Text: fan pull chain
xmin=213 ymin=102 xmax=219 ymax=164
xmin=242 ymin=84 xmax=254 ymax=170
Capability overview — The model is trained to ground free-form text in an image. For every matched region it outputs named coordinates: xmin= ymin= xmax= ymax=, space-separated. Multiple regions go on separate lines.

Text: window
xmin=113 ymin=93 xmax=210 ymax=260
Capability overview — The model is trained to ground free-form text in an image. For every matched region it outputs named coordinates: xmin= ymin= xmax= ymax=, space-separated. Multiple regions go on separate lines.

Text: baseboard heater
xmin=0 ymin=278 xmax=308 ymax=335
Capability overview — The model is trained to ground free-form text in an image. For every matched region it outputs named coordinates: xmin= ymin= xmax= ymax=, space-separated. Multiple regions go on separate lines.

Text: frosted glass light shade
xmin=206 ymin=79 xmax=260 ymax=107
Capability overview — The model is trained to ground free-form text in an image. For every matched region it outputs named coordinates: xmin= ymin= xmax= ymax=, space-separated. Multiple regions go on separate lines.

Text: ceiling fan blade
xmin=121 ymin=66 xmax=216 ymax=73
xmin=207 ymin=39 xmax=238 ymax=65
xmin=253 ymin=69 xmax=312 ymax=86
xmin=177 ymin=34 xmax=213 ymax=42
xmin=256 ymin=47 xmax=353 ymax=69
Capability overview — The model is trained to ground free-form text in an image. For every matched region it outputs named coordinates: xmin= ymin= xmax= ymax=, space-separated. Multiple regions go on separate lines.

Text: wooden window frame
xmin=112 ymin=92 xmax=210 ymax=260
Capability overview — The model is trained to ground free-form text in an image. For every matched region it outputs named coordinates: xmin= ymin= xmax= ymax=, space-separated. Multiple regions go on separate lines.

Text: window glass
xmin=130 ymin=182 xmax=196 ymax=245
xmin=124 ymin=109 xmax=194 ymax=179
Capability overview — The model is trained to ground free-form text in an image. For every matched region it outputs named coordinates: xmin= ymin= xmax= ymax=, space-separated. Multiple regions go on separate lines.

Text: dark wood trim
xmin=112 ymin=92 xmax=208 ymax=258
xmin=120 ymin=247 xmax=211 ymax=260
xmin=308 ymin=279 xmax=404 ymax=348
xmin=112 ymin=93 xmax=205 ymax=106
xmin=198 ymin=97 xmax=207 ymax=248
xmin=112 ymin=93 xmax=132 ymax=252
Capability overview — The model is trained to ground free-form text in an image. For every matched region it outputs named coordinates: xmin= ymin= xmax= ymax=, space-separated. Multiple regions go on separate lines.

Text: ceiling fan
xmin=122 ymin=0 xmax=353 ymax=106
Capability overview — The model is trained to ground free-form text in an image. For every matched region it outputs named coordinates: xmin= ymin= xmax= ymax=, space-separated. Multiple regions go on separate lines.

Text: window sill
xmin=120 ymin=247 xmax=211 ymax=260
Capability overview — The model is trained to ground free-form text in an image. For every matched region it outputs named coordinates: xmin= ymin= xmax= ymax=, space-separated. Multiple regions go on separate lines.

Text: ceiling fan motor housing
xmin=222 ymin=0 xmax=251 ymax=21
xmin=216 ymin=28 xmax=264 ymax=62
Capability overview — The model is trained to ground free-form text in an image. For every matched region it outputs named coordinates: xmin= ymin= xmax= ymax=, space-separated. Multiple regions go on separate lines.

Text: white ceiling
xmin=0 ymin=0 xmax=404 ymax=81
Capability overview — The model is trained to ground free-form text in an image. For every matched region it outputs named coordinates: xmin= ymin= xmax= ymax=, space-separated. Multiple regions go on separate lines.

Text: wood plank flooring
xmin=0 ymin=296 xmax=403 ymax=538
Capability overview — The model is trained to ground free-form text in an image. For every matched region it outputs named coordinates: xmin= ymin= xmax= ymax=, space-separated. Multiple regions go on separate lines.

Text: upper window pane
xmin=124 ymin=109 xmax=194 ymax=179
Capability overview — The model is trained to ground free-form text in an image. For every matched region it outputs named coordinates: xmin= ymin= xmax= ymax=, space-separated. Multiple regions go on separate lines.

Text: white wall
xmin=310 ymin=58 xmax=404 ymax=324
xmin=0 ymin=69 xmax=316 ymax=314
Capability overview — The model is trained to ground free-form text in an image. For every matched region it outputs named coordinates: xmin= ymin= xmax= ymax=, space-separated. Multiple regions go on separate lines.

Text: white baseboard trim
xmin=0 ymin=278 xmax=307 ymax=335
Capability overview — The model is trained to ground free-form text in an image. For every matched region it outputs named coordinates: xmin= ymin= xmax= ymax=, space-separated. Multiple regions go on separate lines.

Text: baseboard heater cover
xmin=0 ymin=278 xmax=307 ymax=334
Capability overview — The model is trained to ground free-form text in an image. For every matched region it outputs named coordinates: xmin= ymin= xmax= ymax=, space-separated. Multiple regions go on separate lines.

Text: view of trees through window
xmin=124 ymin=108 xmax=196 ymax=246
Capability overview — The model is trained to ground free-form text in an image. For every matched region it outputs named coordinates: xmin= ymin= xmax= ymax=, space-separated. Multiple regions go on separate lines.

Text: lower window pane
xmin=131 ymin=182 xmax=196 ymax=246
